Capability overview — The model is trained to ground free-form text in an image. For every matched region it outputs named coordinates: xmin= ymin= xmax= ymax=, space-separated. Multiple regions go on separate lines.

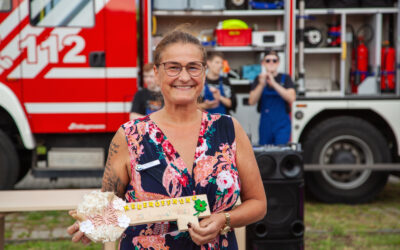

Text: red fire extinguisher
xmin=381 ymin=40 xmax=396 ymax=92
xmin=352 ymin=37 xmax=369 ymax=93
xmin=327 ymin=23 xmax=341 ymax=47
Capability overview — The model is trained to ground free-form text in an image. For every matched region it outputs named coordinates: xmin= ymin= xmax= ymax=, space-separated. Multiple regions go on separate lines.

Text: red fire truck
xmin=0 ymin=0 xmax=152 ymax=189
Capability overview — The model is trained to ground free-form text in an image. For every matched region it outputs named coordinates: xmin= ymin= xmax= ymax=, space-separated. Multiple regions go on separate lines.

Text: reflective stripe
xmin=44 ymin=67 xmax=138 ymax=79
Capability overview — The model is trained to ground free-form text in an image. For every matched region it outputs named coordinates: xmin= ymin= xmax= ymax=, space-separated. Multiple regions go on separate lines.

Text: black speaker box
xmin=246 ymin=180 xmax=304 ymax=240
xmin=249 ymin=238 xmax=304 ymax=250
xmin=253 ymin=145 xmax=303 ymax=180
xmin=226 ymin=0 xmax=248 ymax=10
xmin=247 ymin=145 xmax=304 ymax=249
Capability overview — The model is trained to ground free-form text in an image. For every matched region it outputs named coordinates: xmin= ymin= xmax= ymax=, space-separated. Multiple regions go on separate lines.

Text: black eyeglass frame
xmin=265 ymin=59 xmax=279 ymax=64
xmin=156 ymin=61 xmax=206 ymax=77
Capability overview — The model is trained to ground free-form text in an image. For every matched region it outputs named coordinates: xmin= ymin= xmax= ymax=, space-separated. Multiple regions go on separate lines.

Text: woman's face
xmin=262 ymin=54 xmax=280 ymax=73
xmin=155 ymin=42 xmax=205 ymax=106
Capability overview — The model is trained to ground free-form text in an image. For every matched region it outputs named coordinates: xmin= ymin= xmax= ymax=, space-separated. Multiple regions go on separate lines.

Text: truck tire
xmin=303 ymin=116 xmax=390 ymax=203
xmin=0 ymin=130 xmax=19 ymax=189
xmin=16 ymin=150 xmax=32 ymax=183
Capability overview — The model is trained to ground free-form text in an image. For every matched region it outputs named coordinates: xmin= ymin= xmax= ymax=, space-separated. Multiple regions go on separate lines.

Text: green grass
xmin=5 ymin=240 xmax=103 ymax=250
xmin=306 ymin=233 xmax=400 ymax=250
xmin=305 ymin=181 xmax=400 ymax=249
xmin=6 ymin=211 xmax=75 ymax=230
xmin=4 ymin=181 xmax=400 ymax=249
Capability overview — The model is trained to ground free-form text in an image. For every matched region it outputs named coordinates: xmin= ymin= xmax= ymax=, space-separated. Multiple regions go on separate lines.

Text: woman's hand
xmin=66 ymin=210 xmax=92 ymax=245
xmin=188 ymin=213 xmax=226 ymax=246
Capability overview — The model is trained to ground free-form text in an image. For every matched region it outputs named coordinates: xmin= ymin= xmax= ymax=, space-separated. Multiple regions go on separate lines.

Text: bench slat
xmin=0 ymin=189 xmax=98 ymax=212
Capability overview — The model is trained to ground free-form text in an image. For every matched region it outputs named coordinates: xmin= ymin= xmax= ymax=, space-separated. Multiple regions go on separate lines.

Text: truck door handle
xmin=89 ymin=51 xmax=105 ymax=67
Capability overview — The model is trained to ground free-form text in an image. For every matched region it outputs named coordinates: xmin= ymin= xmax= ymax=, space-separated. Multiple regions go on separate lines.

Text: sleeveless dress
xmin=119 ymin=112 xmax=241 ymax=250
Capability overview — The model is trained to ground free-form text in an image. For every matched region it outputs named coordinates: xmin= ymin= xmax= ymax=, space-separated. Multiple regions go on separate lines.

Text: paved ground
xmin=5 ymin=213 xmax=74 ymax=243
xmin=5 ymin=171 xmax=103 ymax=244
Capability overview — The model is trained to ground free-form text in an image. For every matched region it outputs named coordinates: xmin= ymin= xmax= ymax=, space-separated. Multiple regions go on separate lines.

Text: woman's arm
xmin=101 ymin=127 xmax=131 ymax=198
xmin=227 ymin=117 xmax=267 ymax=227
xmin=188 ymin=118 xmax=266 ymax=245
xmin=67 ymin=127 xmax=130 ymax=243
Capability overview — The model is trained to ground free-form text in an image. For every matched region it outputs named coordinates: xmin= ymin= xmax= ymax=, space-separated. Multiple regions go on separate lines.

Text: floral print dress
xmin=120 ymin=112 xmax=241 ymax=250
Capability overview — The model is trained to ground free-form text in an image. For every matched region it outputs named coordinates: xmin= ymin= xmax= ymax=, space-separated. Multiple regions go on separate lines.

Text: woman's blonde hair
xmin=154 ymin=24 xmax=207 ymax=65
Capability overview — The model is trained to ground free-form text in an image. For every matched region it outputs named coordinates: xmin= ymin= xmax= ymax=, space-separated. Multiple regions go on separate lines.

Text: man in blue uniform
xmin=249 ymin=50 xmax=296 ymax=145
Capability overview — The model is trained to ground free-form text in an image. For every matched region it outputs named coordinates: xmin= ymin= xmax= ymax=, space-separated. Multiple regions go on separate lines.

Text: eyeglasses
xmin=265 ymin=59 xmax=278 ymax=64
xmin=157 ymin=61 xmax=206 ymax=77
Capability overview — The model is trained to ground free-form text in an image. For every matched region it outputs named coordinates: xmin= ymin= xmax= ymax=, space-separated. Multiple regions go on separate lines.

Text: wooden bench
xmin=0 ymin=189 xmax=246 ymax=249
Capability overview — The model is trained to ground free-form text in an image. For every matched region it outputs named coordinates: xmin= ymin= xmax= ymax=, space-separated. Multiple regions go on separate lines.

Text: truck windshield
xmin=0 ymin=0 xmax=11 ymax=11
xmin=29 ymin=0 xmax=94 ymax=27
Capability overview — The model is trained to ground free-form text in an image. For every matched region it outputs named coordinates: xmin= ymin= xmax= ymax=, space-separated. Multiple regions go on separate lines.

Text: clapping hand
xmin=258 ymin=73 xmax=268 ymax=87
xmin=203 ymin=99 xmax=219 ymax=109
xmin=210 ymin=87 xmax=221 ymax=101
xmin=265 ymin=71 xmax=277 ymax=88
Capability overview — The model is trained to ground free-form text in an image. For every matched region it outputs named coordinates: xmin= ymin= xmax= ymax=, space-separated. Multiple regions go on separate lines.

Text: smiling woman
xmin=68 ymin=27 xmax=267 ymax=249
xmin=154 ymin=45 xmax=205 ymax=106
xmin=153 ymin=29 xmax=207 ymax=107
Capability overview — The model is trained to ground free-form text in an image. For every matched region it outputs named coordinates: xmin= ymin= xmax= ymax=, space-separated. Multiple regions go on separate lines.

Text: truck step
xmin=47 ymin=147 xmax=105 ymax=169
xmin=32 ymin=168 xmax=104 ymax=178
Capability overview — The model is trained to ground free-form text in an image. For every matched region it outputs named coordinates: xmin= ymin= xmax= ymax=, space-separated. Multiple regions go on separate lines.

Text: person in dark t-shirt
xmin=198 ymin=52 xmax=237 ymax=114
xmin=248 ymin=50 xmax=296 ymax=145
xmin=130 ymin=63 xmax=163 ymax=120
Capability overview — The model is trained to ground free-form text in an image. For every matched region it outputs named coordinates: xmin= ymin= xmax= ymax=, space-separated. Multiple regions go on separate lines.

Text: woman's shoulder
xmin=121 ymin=116 xmax=151 ymax=134
xmin=203 ymin=112 xmax=236 ymax=144
xmin=205 ymin=112 xmax=231 ymax=120
xmin=209 ymin=113 xmax=243 ymax=133
xmin=205 ymin=112 xmax=234 ymax=128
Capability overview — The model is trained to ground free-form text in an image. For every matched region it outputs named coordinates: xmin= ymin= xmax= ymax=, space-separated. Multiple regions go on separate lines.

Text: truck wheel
xmin=303 ymin=116 xmax=390 ymax=203
xmin=16 ymin=150 xmax=32 ymax=183
xmin=0 ymin=130 xmax=19 ymax=189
